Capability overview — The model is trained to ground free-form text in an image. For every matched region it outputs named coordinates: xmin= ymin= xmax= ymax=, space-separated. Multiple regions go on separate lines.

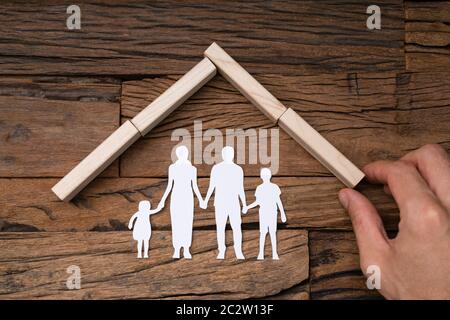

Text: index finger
xmin=364 ymin=160 xmax=441 ymax=216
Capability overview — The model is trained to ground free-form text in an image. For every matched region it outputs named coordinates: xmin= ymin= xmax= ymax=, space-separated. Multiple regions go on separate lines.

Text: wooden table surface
xmin=0 ymin=0 xmax=449 ymax=300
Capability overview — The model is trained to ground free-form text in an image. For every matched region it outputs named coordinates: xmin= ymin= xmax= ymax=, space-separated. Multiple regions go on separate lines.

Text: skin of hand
xmin=339 ymin=144 xmax=450 ymax=299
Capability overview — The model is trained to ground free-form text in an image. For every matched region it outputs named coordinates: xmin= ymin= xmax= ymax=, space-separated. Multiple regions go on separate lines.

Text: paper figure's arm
xmin=149 ymin=209 xmax=160 ymax=215
xmin=191 ymin=167 xmax=204 ymax=204
xmin=158 ymin=167 xmax=174 ymax=209
xmin=238 ymin=168 xmax=247 ymax=208
xmin=246 ymin=201 xmax=259 ymax=211
xmin=276 ymin=196 xmax=287 ymax=223
xmin=203 ymin=167 xmax=216 ymax=206
xmin=128 ymin=212 xmax=139 ymax=229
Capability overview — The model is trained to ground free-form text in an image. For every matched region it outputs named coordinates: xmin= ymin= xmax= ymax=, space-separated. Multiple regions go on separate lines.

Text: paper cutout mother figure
xmin=158 ymin=145 xmax=203 ymax=259
xmin=201 ymin=146 xmax=247 ymax=260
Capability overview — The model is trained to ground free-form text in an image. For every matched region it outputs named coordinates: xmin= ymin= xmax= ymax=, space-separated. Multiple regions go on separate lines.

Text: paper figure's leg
xmin=230 ymin=209 xmax=244 ymax=260
xmin=137 ymin=240 xmax=143 ymax=259
xmin=215 ymin=209 xmax=227 ymax=259
xmin=144 ymin=239 xmax=149 ymax=258
xmin=269 ymin=222 xmax=279 ymax=260
xmin=258 ymin=228 xmax=267 ymax=260
xmin=173 ymin=246 xmax=181 ymax=259
xmin=183 ymin=246 xmax=192 ymax=259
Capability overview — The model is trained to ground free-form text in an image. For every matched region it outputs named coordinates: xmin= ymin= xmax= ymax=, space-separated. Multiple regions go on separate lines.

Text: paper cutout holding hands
xmin=201 ymin=146 xmax=247 ymax=260
xmin=128 ymin=200 xmax=161 ymax=258
xmin=243 ymin=168 xmax=286 ymax=260
xmin=129 ymin=146 xmax=287 ymax=261
xmin=158 ymin=146 xmax=203 ymax=259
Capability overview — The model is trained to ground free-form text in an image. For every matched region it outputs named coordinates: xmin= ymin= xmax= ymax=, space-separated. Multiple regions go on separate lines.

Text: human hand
xmin=128 ymin=223 xmax=133 ymax=230
xmin=157 ymin=201 xmax=164 ymax=211
xmin=338 ymin=144 xmax=450 ymax=299
xmin=242 ymin=206 xmax=248 ymax=214
xmin=281 ymin=213 xmax=287 ymax=223
xmin=199 ymin=199 xmax=207 ymax=210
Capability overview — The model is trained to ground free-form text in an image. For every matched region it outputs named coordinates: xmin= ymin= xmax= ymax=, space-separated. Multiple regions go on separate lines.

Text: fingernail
xmin=339 ymin=190 xmax=349 ymax=210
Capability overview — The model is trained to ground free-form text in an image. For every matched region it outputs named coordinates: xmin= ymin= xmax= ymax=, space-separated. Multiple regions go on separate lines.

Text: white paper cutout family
xmin=128 ymin=146 xmax=287 ymax=260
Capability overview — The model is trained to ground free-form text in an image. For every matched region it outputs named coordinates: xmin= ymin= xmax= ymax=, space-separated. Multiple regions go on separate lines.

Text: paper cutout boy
xmin=243 ymin=168 xmax=287 ymax=260
xmin=128 ymin=200 xmax=162 ymax=258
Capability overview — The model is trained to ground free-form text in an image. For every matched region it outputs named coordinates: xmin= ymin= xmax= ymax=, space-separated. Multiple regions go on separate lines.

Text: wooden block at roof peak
xmin=130 ymin=57 xmax=217 ymax=136
xmin=279 ymin=108 xmax=365 ymax=188
xmin=204 ymin=42 xmax=287 ymax=123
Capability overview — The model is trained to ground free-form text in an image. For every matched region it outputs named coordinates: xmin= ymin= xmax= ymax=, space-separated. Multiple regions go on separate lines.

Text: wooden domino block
xmin=52 ymin=121 xmax=140 ymax=201
xmin=131 ymin=57 xmax=217 ymax=136
xmin=204 ymin=42 xmax=286 ymax=123
xmin=52 ymin=58 xmax=216 ymax=201
xmin=279 ymin=108 xmax=365 ymax=188
xmin=205 ymin=43 xmax=363 ymax=187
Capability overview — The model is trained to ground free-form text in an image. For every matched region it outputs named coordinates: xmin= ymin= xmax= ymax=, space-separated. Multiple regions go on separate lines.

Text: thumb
xmin=339 ymin=188 xmax=389 ymax=268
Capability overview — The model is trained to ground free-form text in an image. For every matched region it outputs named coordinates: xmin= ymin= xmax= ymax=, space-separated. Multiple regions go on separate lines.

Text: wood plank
xmin=310 ymin=231 xmax=383 ymax=300
xmin=266 ymin=282 xmax=309 ymax=300
xmin=0 ymin=230 xmax=308 ymax=299
xmin=131 ymin=58 xmax=216 ymax=136
xmin=0 ymin=178 xmax=399 ymax=232
xmin=0 ymin=77 xmax=121 ymax=177
xmin=52 ymin=121 xmax=141 ymax=202
xmin=405 ymin=1 xmax=450 ymax=71
xmin=120 ymin=72 xmax=450 ymax=177
xmin=204 ymin=43 xmax=287 ymax=123
xmin=279 ymin=108 xmax=365 ymax=188
xmin=0 ymin=0 xmax=404 ymax=76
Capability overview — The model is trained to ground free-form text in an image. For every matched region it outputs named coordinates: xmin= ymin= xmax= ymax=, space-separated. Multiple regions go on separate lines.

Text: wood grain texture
xmin=0 ymin=0 xmax=404 ymax=76
xmin=309 ymin=231 xmax=383 ymax=300
xmin=204 ymin=43 xmax=286 ymax=123
xmin=131 ymin=58 xmax=216 ymax=136
xmin=120 ymin=72 xmax=450 ymax=177
xmin=0 ymin=77 xmax=121 ymax=177
xmin=0 ymin=230 xmax=308 ymax=299
xmin=0 ymin=178 xmax=399 ymax=232
xmin=52 ymin=121 xmax=141 ymax=201
xmin=405 ymin=1 xmax=450 ymax=71
xmin=279 ymin=108 xmax=365 ymax=188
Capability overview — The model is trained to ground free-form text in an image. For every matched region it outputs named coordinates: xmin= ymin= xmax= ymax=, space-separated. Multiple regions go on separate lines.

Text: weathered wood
xmin=0 ymin=230 xmax=308 ymax=299
xmin=52 ymin=121 xmax=141 ymax=202
xmin=120 ymin=72 xmax=450 ymax=177
xmin=309 ymin=231 xmax=383 ymax=300
xmin=266 ymin=282 xmax=310 ymax=300
xmin=0 ymin=77 xmax=121 ymax=177
xmin=405 ymin=1 xmax=450 ymax=71
xmin=204 ymin=43 xmax=286 ymax=123
xmin=0 ymin=178 xmax=399 ymax=232
xmin=279 ymin=108 xmax=365 ymax=188
xmin=0 ymin=0 xmax=404 ymax=76
xmin=131 ymin=58 xmax=216 ymax=136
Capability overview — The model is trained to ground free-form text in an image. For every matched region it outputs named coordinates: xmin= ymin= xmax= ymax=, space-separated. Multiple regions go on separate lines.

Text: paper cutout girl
xmin=128 ymin=200 xmax=161 ymax=258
